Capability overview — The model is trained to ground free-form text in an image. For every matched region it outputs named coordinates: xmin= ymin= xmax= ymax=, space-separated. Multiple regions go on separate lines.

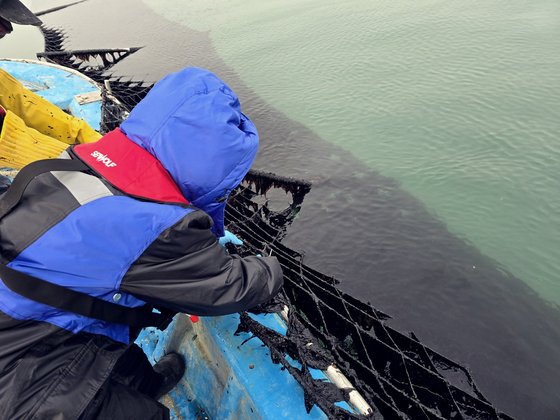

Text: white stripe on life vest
xmin=52 ymin=170 xmax=113 ymax=206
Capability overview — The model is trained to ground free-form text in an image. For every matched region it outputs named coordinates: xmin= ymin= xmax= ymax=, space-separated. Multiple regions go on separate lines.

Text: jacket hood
xmin=120 ymin=67 xmax=259 ymax=237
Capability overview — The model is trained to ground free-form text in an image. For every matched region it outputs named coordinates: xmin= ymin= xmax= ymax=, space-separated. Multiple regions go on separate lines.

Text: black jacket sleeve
xmin=119 ymin=210 xmax=284 ymax=316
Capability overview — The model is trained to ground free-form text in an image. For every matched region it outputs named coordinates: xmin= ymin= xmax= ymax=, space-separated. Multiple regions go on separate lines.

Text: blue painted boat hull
xmin=137 ymin=313 xmax=335 ymax=419
xmin=0 ymin=59 xmax=102 ymax=130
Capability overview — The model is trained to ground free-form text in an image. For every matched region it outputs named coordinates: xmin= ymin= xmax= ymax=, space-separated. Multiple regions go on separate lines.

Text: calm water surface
xmin=17 ymin=0 xmax=560 ymax=418
xmin=145 ymin=0 xmax=560 ymax=305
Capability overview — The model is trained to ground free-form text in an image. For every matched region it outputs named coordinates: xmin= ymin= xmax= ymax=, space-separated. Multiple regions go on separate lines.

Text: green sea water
xmin=144 ymin=0 xmax=560 ymax=304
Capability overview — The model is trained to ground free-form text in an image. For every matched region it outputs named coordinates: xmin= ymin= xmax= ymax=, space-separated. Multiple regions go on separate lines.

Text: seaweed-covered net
xmin=38 ymin=26 xmax=153 ymax=135
xmin=224 ymin=177 xmax=513 ymax=420
xmin=38 ymin=27 xmax=515 ymax=420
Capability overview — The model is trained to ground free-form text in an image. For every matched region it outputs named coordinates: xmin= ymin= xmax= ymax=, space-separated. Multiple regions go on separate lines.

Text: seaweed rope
xmin=224 ymin=180 xmax=513 ymax=420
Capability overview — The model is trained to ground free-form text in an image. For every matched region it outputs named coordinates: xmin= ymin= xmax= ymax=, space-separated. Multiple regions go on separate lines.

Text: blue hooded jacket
xmin=0 ymin=67 xmax=282 ymax=345
xmin=0 ymin=66 xmax=283 ymax=420
xmin=120 ymin=67 xmax=259 ymax=237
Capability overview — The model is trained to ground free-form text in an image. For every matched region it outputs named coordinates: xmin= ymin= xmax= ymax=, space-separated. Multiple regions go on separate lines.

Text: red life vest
xmin=74 ymin=128 xmax=189 ymax=204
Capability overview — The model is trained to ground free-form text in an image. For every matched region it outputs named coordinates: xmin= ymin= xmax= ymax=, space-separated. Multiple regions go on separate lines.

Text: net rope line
xmin=278 ymin=300 xmax=374 ymax=416
xmin=225 ymin=183 xmax=513 ymax=419
xmin=228 ymin=184 xmax=373 ymax=415
xmin=225 ymin=199 xmax=430 ymax=418
xmin=228 ymin=195 xmax=504 ymax=418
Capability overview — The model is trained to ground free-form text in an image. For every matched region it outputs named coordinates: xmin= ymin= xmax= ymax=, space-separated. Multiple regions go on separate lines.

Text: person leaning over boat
xmin=0 ymin=67 xmax=284 ymax=420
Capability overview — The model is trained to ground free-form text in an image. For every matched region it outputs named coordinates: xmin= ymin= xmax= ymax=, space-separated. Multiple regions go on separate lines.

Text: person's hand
xmin=219 ymin=230 xmax=243 ymax=248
